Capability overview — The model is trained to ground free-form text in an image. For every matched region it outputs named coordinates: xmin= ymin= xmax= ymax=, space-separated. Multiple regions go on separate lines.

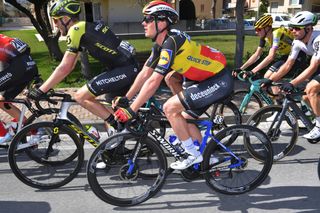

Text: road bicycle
xmin=86 ymin=106 xmax=273 ymax=207
xmin=246 ymin=86 xmax=319 ymax=161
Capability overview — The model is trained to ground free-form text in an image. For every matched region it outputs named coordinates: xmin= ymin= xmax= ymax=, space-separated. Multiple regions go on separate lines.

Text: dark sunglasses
xmin=289 ymin=26 xmax=304 ymax=31
xmin=143 ymin=16 xmax=155 ymax=24
xmin=255 ymin=28 xmax=263 ymax=32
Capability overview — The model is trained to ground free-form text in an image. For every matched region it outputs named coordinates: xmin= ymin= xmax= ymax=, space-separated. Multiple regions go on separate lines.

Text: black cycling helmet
xmin=49 ymin=0 xmax=81 ymax=18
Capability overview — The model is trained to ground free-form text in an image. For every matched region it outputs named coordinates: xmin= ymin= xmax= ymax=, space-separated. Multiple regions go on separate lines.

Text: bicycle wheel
xmin=232 ymin=89 xmax=264 ymax=122
xmin=8 ymin=122 xmax=84 ymax=189
xmin=246 ymin=105 xmax=298 ymax=161
xmin=202 ymin=124 xmax=273 ymax=195
xmin=87 ymin=132 xmax=167 ymax=207
xmin=208 ymin=101 xmax=242 ymax=130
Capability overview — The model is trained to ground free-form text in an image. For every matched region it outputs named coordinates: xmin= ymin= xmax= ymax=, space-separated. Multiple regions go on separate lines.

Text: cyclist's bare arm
xmin=252 ymin=47 xmax=277 ymax=73
xmin=130 ymin=72 xmax=164 ymax=112
xmin=125 ymin=61 xmax=154 ymax=100
xmin=40 ymin=51 xmax=79 ymax=93
xmin=240 ymin=47 xmax=263 ymax=70
xmin=269 ymin=57 xmax=295 ymax=82
xmin=291 ymin=57 xmax=320 ymax=86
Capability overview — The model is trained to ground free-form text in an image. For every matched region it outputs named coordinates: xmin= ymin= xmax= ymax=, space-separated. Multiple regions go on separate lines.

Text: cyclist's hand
xmin=260 ymin=78 xmax=273 ymax=88
xmin=243 ymin=70 xmax=255 ymax=79
xmin=281 ymin=82 xmax=294 ymax=92
xmin=112 ymin=96 xmax=129 ymax=108
xmin=114 ymin=107 xmax=136 ymax=123
xmin=28 ymin=87 xmax=45 ymax=100
xmin=232 ymin=68 xmax=242 ymax=77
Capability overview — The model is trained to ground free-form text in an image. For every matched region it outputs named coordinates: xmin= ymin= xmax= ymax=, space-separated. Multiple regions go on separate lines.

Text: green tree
xmin=260 ymin=0 xmax=269 ymax=15
xmin=5 ymin=0 xmax=63 ymax=61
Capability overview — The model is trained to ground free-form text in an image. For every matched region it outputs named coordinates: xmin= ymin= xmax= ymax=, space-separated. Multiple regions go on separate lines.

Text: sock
xmin=181 ymin=138 xmax=199 ymax=156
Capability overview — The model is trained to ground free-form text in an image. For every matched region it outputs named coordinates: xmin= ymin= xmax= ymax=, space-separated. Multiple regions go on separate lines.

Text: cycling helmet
xmin=289 ymin=11 xmax=318 ymax=27
xmin=254 ymin=15 xmax=273 ymax=29
xmin=142 ymin=0 xmax=179 ymax=25
xmin=49 ymin=0 xmax=81 ymax=18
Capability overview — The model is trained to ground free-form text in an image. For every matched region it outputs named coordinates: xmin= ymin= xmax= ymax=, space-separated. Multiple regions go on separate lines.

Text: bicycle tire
xmin=246 ymin=105 xmax=298 ymax=161
xmin=87 ymin=132 xmax=167 ymax=207
xmin=209 ymin=100 xmax=242 ymax=130
xmin=8 ymin=122 xmax=84 ymax=189
xmin=202 ymin=124 xmax=273 ymax=195
xmin=233 ymin=89 xmax=264 ymax=122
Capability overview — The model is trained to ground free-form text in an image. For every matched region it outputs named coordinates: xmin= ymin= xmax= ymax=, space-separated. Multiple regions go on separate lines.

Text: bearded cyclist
xmin=28 ymin=0 xmax=139 ymax=135
xmin=113 ymin=1 xmax=234 ymax=170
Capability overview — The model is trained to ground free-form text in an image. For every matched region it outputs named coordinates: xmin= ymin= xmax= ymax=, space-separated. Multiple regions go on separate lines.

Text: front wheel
xmin=202 ymin=124 xmax=273 ymax=195
xmin=8 ymin=122 xmax=84 ymax=189
xmin=86 ymin=132 xmax=167 ymax=207
xmin=246 ymin=105 xmax=298 ymax=161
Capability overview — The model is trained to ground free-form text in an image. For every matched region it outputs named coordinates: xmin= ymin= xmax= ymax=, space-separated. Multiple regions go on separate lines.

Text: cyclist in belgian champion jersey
xmin=0 ymin=34 xmax=39 ymax=143
xmin=265 ymin=11 xmax=320 ymax=139
xmin=113 ymin=1 xmax=234 ymax=170
xmin=28 ymin=0 xmax=139 ymax=134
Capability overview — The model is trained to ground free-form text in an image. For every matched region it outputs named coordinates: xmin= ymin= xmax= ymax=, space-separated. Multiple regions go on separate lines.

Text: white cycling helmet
xmin=289 ymin=11 xmax=318 ymax=27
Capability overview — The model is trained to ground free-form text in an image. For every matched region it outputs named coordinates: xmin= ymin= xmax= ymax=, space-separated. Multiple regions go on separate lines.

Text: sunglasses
xmin=143 ymin=16 xmax=155 ymax=24
xmin=289 ymin=26 xmax=305 ymax=31
xmin=53 ymin=18 xmax=62 ymax=23
xmin=255 ymin=28 xmax=263 ymax=32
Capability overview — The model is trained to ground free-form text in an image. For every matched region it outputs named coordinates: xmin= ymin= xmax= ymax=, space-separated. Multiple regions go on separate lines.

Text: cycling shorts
xmin=87 ymin=63 xmax=139 ymax=97
xmin=0 ymin=54 xmax=38 ymax=100
xmin=178 ymin=69 xmax=234 ymax=118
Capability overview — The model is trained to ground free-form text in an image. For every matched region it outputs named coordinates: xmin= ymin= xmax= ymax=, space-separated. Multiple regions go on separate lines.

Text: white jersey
xmin=289 ymin=31 xmax=320 ymax=60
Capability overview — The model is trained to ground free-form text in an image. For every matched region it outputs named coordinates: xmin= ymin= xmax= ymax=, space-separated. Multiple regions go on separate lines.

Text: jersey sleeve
xmin=312 ymin=36 xmax=320 ymax=60
xmin=154 ymin=37 xmax=176 ymax=76
xmin=66 ymin=22 xmax=86 ymax=53
xmin=271 ymin=29 xmax=281 ymax=49
xmin=145 ymin=43 xmax=161 ymax=69
xmin=288 ymin=40 xmax=302 ymax=60
xmin=259 ymin=38 xmax=266 ymax=48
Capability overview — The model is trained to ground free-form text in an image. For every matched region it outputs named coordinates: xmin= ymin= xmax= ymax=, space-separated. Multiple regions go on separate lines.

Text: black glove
xmin=281 ymin=82 xmax=294 ymax=92
xmin=260 ymin=78 xmax=273 ymax=88
xmin=28 ymin=87 xmax=45 ymax=100
xmin=112 ymin=96 xmax=129 ymax=108
xmin=232 ymin=68 xmax=243 ymax=77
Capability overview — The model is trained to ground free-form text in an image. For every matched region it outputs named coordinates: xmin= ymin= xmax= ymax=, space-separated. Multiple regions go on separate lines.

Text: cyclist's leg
xmin=164 ymin=70 xmax=183 ymax=95
xmin=303 ymin=76 xmax=320 ymax=139
xmin=75 ymin=64 xmax=138 ymax=129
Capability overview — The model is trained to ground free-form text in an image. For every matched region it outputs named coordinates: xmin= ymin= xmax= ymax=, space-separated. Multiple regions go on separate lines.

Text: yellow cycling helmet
xmin=49 ymin=0 xmax=81 ymax=18
xmin=254 ymin=15 xmax=273 ymax=29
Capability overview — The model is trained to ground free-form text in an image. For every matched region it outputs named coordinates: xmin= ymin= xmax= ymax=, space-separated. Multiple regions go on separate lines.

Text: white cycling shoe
xmin=303 ymin=126 xmax=320 ymax=140
xmin=170 ymin=153 xmax=203 ymax=170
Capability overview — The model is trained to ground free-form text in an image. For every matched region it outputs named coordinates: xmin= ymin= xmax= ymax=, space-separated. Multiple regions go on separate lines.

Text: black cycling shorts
xmin=87 ymin=63 xmax=139 ymax=97
xmin=178 ymin=69 xmax=234 ymax=118
xmin=0 ymin=54 xmax=38 ymax=100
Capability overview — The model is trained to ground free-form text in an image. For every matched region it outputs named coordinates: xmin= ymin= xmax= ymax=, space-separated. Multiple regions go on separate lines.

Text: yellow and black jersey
xmin=146 ymin=30 xmax=226 ymax=82
xmin=259 ymin=27 xmax=293 ymax=56
xmin=66 ymin=21 xmax=134 ymax=69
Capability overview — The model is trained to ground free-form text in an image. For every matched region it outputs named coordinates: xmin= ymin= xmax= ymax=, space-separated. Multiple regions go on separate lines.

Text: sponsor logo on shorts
xmin=95 ymin=74 xmax=127 ymax=86
xmin=0 ymin=73 xmax=12 ymax=86
xmin=190 ymin=83 xmax=220 ymax=101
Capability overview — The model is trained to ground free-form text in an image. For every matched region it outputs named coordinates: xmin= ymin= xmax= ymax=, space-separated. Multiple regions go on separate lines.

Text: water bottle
xmin=85 ymin=125 xmax=101 ymax=140
xmin=169 ymin=135 xmax=185 ymax=154
xmin=193 ymin=140 xmax=200 ymax=151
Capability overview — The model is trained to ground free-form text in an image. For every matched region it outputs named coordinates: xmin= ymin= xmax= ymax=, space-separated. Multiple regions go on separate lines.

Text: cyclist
xmin=113 ymin=1 xmax=233 ymax=170
xmin=0 ymin=34 xmax=39 ymax=143
xmin=28 ymin=0 xmax=139 ymax=135
xmin=235 ymin=15 xmax=295 ymax=79
xmin=264 ymin=11 xmax=320 ymax=139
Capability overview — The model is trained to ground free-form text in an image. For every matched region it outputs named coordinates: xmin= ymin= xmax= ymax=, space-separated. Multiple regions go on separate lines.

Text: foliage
xmin=260 ymin=0 xmax=269 ymax=14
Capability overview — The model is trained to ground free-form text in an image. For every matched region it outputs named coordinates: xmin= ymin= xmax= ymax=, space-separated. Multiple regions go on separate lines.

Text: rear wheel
xmin=202 ymin=125 xmax=273 ymax=194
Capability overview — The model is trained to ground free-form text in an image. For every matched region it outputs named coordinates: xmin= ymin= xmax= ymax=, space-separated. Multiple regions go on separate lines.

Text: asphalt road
xmin=0 ymin=129 xmax=319 ymax=213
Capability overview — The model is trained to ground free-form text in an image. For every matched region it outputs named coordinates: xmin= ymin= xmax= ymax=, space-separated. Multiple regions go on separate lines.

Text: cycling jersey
xmin=146 ymin=30 xmax=226 ymax=81
xmin=259 ymin=27 xmax=293 ymax=55
xmin=289 ymin=31 xmax=320 ymax=60
xmin=0 ymin=34 xmax=29 ymax=64
xmin=66 ymin=21 xmax=136 ymax=70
